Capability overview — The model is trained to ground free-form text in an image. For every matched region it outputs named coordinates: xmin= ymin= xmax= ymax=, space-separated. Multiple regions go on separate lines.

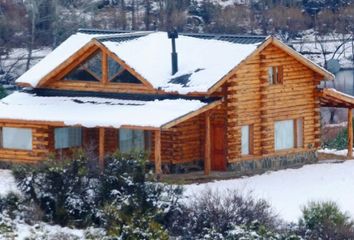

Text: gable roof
xmin=16 ymin=30 xmax=333 ymax=94
xmin=16 ymin=31 xmax=262 ymax=93
xmin=208 ymin=36 xmax=335 ymax=93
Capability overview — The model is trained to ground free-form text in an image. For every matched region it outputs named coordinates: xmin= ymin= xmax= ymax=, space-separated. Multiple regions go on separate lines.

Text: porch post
xmin=99 ymin=127 xmax=105 ymax=169
xmin=348 ymin=108 xmax=353 ymax=158
xmin=204 ymin=113 xmax=211 ymax=175
xmin=155 ymin=129 xmax=162 ymax=175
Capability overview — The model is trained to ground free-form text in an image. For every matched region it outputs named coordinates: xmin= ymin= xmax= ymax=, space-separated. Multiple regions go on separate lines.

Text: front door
xmin=211 ymin=120 xmax=226 ymax=171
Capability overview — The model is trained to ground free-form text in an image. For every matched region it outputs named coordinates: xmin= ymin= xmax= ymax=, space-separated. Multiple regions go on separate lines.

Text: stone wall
xmin=227 ymin=151 xmax=318 ymax=175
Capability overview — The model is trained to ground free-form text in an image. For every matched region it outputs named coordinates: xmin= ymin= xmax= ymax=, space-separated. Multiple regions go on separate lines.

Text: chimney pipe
xmin=168 ymin=29 xmax=178 ymax=75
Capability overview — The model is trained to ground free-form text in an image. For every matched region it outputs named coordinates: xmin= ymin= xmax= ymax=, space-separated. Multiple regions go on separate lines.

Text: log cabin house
xmin=1 ymin=29 xmax=353 ymax=175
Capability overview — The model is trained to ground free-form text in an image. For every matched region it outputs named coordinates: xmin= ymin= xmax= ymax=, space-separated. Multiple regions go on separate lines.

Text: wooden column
xmin=204 ymin=113 xmax=211 ymax=175
xmin=155 ymin=129 xmax=162 ymax=175
xmin=348 ymin=108 xmax=353 ymax=158
xmin=99 ymin=127 xmax=105 ymax=169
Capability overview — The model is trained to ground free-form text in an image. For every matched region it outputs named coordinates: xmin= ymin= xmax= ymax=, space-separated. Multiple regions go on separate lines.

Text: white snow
xmin=0 ymin=92 xmax=207 ymax=128
xmin=318 ymin=148 xmax=353 ymax=157
xmin=15 ymin=33 xmax=105 ymax=87
xmin=103 ymin=32 xmax=259 ymax=93
xmin=0 ymin=169 xmax=19 ymax=196
xmin=184 ymin=160 xmax=354 ymax=222
xmin=16 ymin=32 xmax=260 ymax=94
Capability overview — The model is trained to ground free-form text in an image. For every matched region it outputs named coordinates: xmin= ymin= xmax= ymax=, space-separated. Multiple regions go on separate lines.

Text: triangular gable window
xmin=63 ymin=49 xmax=142 ymax=84
xmin=108 ymin=56 xmax=141 ymax=84
xmin=64 ymin=51 xmax=102 ymax=82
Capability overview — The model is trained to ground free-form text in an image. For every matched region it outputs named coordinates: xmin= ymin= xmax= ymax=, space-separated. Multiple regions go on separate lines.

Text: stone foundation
xmin=227 ymin=151 xmax=318 ymax=175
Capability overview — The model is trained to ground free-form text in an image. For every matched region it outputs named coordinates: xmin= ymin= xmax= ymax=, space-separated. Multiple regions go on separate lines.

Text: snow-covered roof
xmin=16 ymin=32 xmax=261 ymax=94
xmin=0 ymin=92 xmax=207 ymax=128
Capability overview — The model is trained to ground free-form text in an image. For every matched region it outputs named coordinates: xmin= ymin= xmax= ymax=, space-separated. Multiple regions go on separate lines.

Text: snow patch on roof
xmin=103 ymin=32 xmax=259 ymax=93
xmin=0 ymin=92 xmax=207 ymax=128
xmin=15 ymin=33 xmax=98 ymax=87
xmin=16 ymin=31 xmax=260 ymax=93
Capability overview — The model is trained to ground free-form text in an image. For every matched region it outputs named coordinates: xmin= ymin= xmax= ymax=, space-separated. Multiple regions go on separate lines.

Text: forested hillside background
xmin=1 ymin=0 xmax=354 ymax=84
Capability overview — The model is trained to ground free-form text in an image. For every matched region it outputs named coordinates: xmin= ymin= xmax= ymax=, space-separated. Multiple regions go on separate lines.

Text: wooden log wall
xmin=222 ymin=43 xmax=322 ymax=163
xmin=0 ymin=122 xmax=51 ymax=163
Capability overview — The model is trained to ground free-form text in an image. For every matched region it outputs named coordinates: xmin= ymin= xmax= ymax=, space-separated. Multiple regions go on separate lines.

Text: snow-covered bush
xmin=98 ymin=153 xmax=183 ymax=237
xmin=11 ymin=151 xmax=183 ymax=238
xmin=169 ymin=189 xmax=287 ymax=239
xmin=13 ymin=153 xmax=101 ymax=227
xmin=298 ymin=201 xmax=354 ymax=239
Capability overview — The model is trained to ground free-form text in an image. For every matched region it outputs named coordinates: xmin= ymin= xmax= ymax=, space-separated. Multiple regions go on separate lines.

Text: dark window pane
xmin=64 ymin=69 xmax=98 ymax=82
xmin=85 ymin=51 xmax=102 ymax=79
xmin=111 ymin=70 xmax=142 ymax=84
xmin=108 ymin=56 xmax=123 ymax=80
xmin=64 ymin=51 xmax=102 ymax=82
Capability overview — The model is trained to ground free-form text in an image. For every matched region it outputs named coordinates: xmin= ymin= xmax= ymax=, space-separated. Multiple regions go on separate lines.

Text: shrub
xmin=169 ymin=189 xmax=280 ymax=239
xmin=12 ymin=151 xmax=183 ymax=238
xmin=0 ymin=85 xmax=6 ymax=99
xmin=298 ymin=201 xmax=354 ymax=239
xmin=13 ymin=152 xmax=101 ymax=227
xmin=99 ymin=153 xmax=183 ymax=236
xmin=323 ymin=127 xmax=348 ymax=150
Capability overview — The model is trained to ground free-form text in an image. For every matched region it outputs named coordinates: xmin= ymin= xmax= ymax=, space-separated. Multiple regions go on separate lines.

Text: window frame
xmin=54 ymin=127 xmax=83 ymax=150
xmin=268 ymin=66 xmax=283 ymax=85
xmin=118 ymin=128 xmax=151 ymax=154
xmin=1 ymin=127 xmax=33 ymax=151
xmin=274 ymin=118 xmax=304 ymax=152
xmin=241 ymin=124 xmax=253 ymax=156
xmin=63 ymin=49 xmax=143 ymax=85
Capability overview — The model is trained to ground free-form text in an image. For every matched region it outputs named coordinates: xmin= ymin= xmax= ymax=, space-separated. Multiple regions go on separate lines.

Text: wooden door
xmin=211 ymin=121 xmax=226 ymax=171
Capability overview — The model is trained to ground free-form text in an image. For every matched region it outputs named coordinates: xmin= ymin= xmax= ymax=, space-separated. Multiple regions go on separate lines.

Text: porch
xmin=319 ymin=88 xmax=354 ymax=158
xmin=0 ymin=91 xmax=223 ymax=174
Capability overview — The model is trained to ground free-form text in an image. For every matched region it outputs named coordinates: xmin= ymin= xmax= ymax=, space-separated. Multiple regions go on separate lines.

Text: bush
xmin=298 ymin=201 xmax=354 ymax=239
xmin=169 ymin=189 xmax=281 ymax=239
xmin=12 ymin=151 xmax=183 ymax=238
xmin=99 ymin=152 xmax=183 ymax=237
xmin=323 ymin=127 xmax=348 ymax=150
xmin=13 ymin=152 xmax=101 ymax=227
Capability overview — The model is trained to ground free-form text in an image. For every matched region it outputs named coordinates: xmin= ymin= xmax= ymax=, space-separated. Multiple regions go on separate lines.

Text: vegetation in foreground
xmin=0 ymin=152 xmax=353 ymax=239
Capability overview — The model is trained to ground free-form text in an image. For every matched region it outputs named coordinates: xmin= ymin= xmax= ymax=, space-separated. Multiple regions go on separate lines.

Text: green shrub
xmin=0 ymin=85 xmax=6 ymax=99
xmin=298 ymin=201 xmax=354 ymax=239
xmin=13 ymin=153 xmax=101 ymax=227
xmin=11 ymin=151 xmax=182 ymax=238
xmin=323 ymin=127 xmax=348 ymax=150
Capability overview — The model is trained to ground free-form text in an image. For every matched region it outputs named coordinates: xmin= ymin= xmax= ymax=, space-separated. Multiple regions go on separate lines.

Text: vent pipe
xmin=168 ymin=29 xmax=178 ymax=75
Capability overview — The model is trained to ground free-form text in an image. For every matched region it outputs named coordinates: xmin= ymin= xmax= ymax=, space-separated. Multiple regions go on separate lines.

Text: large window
xmin=268 ymin=66 xmax=283 ymax=85
xmin=2 ymin=127 xmax=32 ymax=150
xmin=274 ymin=119 xmax=303 ymax=151
xmin=119 ymin=128 xmax=150 ymax=153
xmin=241 ymin=125 xmax=252 ymax=155
xmin=54 ymin=127 xmax=82 ymax=149
xmin=64 ymin=51 xmax=142 ymax=84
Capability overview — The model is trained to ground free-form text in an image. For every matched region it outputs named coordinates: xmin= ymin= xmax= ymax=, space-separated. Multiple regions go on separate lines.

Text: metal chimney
xmin=168 ymin=29 xmax=178 ymax=75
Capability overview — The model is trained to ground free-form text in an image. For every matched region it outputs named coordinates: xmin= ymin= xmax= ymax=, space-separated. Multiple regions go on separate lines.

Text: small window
xmin=119 ymin=128 xmax=150 ymax=153
xmin=2 ymin=127 xmax=32 ymax=150
xmin=241 ymin=125 xmax=252 ymax=155
xmin=54 ymin=127 xmax=82 ymax=149
xmin=268 ymin=66 xmax=283 ymax=85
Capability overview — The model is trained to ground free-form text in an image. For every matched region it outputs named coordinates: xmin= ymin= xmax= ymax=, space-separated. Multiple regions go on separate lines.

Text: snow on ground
xmin=0 ymin=169 xmax=20 ymax=196
xmin=184 ymin=160 xmax=354 ymax=223
xmin=318 ymin=148 xmax=352 ymax=157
